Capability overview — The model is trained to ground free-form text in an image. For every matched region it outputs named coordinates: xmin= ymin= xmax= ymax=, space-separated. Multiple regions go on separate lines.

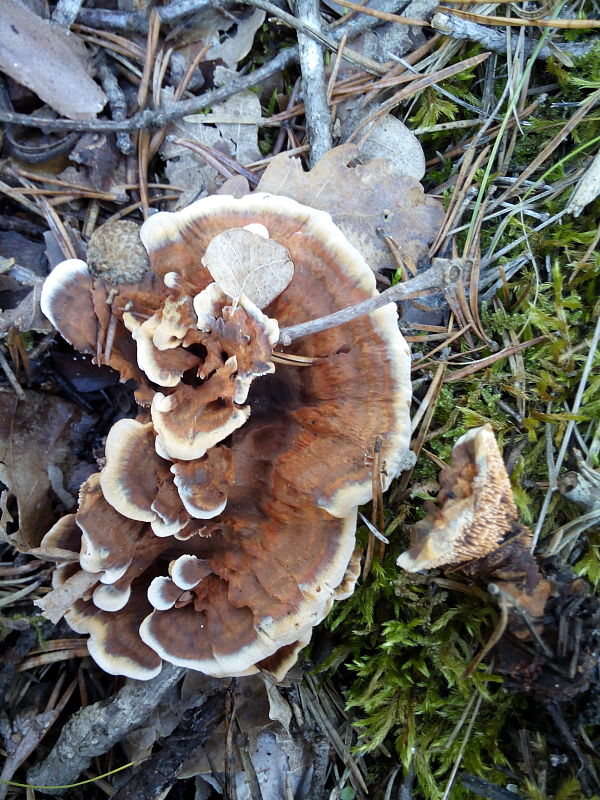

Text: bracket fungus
xmin=36 ymin=192 xmax=412 ymax=680
xmin=396 ymin=425 xmax=521 ymax=572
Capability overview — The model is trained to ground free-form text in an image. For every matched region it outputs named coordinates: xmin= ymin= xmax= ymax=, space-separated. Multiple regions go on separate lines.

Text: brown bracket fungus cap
xmin=396 ymin=425 xmax=521 ymax=572
xmin=37 ymin=192 xmax=412 ymax=680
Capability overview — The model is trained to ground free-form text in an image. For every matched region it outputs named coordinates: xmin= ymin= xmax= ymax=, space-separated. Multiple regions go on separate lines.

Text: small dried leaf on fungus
xmin=202 ymin=227 xmax=294 ymax=308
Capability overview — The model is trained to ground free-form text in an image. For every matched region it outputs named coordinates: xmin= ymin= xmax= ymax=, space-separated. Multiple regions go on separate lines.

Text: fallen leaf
xmin=0 ymin=280 xmax=50 ymax=334
xmin=359 ymin=114 xmax=425 ymax=180
xmin=202 ymin=227 xmax=294 ymax=308
xmin=258 ymin=143 xmax=444 ymax=274
xmin=0 ymin=232 xmax=53 ymax=333
xmin=213 ymin=81 xmax=263 ymax=166
xmin=163 ymin=123 xmax=224 ymax=207
xmin=0 ymin=0 xmax=106 ymax=120
xmin=0 ymin=390 xmax=96 ymax=550
xmin=177 ymin=674 xmax=313 ymax=800
xmin=262 ymin=673 xmax=292 ymax=733
xmin=567 ymin=149 xmax=600 ymax=216
xmin=69 ymin=132 xmax=120 ymax=192
xmin=164 ymin=83 xmax=262 ymax=206
xmin=205 ymin=8 xmax=266 ymax=68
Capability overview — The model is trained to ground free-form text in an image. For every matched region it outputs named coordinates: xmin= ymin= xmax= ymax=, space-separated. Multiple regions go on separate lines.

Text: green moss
xmin=315 ymin=145 xmax=600 ymax=795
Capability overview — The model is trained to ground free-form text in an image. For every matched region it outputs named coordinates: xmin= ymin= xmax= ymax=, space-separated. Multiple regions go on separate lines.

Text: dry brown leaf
xmin=202 ymin=227 xmax=294 ymax=308
xmin=0 ymin=390 xmax=96 ymax=550
xmin=0 ymin=232 xmax=54 ymax=333
xmin=0 ymin=281 xmax=50 ymax=334
xmin=164 ymin=82 xmax=262 ymax=206
xmin=258 ymin=143 xmax=444 ymax=274
xmin=0 ymin=0 xmax=106 ymax=120
xmin=213 ymin=81 xmax=263 ymax=166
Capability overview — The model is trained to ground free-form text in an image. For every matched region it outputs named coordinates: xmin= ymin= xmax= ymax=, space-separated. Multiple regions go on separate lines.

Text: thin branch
xmin=242 ymin=0 xmax=391 ymax=74
xmin=432 ymin=13 xmax=599 ymax=60
xmin=51 ymin=0 xmax=84 ymax=27
xmin=0 ymin=46 xmax=299 ymax=132
xmin=27 ymin=664 xmax=185 ymax=793
xmin=278 ymin=259 xmax=462 ymax=345
xmin=111 ymin=693 xmax=225 ymax=800
xmin=98 ymin=62 xmax=134 ymax=155
xmin=77 ymin=0 xmax=220 ymax=32
xmin=296 ymin=0 xmax=333 ymax=166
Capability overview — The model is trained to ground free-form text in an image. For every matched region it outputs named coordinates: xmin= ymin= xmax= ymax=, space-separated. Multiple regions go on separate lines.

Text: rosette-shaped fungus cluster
xmin=38 ymin=193 xmax=411 ymax=680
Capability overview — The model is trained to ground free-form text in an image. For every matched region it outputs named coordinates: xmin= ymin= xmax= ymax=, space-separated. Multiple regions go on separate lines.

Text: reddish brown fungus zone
xmin=36 ymin=193 xmax=412 ymax=680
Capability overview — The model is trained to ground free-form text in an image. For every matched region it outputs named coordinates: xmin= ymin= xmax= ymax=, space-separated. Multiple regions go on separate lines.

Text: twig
xmin=98 ymin=62 xmax=134 ymax=155
xmin=460 ymin=774 xmax=527 ymax=800
xmin=278 ymin=259 xmax=462 ymax=345
xmin=238 ymin=0 xmax=388 ymax=74
xmin=77 ymin=0 xmax=220 ymax=32
xmin=0 ymin=346 xmax=26 ymax=401
xmin=295 ymin=0 xmax=332 ymax=166
xmin=27 ymin=664 xmax=186 ymax=793
xmin=51 ymin=0 xmax=84 ymax=27
xmin=0 ymin=47 xmax=300 ymax=132
xmin=431 ymin=14 xmax=598 ymax=61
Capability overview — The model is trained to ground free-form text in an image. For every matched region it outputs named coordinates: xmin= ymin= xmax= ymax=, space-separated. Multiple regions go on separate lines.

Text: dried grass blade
xmin=332 ymin=0 xmax=429 ymax=26
xmin=430 ymin=146 xmax=490 ymax=255
xmin=444 ymin=335 xmax=547 ymax=382
xmin=172 ymin=137 xmax=260 ymax=186
xmin=271 ymin=352 xmax=316 ymax=366
xmin=350 ymin=52 xmax=491 ymax=143
xmin=496 ymin=88 xmax=600 ymax=202
xmin=74 ymin=26 xmax=146 ymax=61
xmin=437 ymin=7 xmax=600 ymax=27
xmin=137 ymin=129 xmax=151 ymax=218
xmin=137 ymin=10 xmax=161 ymax=109
xmin=411 ymin=324 xmax=470 ymax=371
xmin=18 ymin=648 xmax=91 ymax=672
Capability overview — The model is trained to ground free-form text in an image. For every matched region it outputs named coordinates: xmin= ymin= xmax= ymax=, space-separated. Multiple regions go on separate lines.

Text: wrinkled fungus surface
xmin=397 ymin=425 xmax=520 ymax=572
xmin=38 ymin=193 xmax=412 ymax=680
